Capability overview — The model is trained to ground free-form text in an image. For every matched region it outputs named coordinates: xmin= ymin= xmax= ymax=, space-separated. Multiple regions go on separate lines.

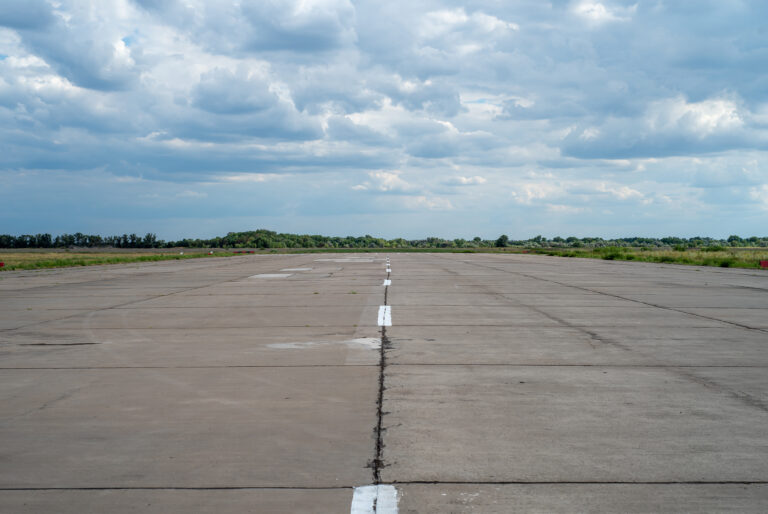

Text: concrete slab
xmin=393 ymin=305 xmax=560 ymax=327
xmin=0 ymin=489 xmax=353 ymax=514
xmin=523 ymin=305 xmax=731 ymax=328
xmin=381 ymin=365 xmax=768 ymax=483
xmin=387 ymin=290 xmax=632 ymax=307
xmin=3 ymin=251 xmax=768 ymax=512
xmin=386 ymin=325 xmax=645 ymax=366
xmin=0 ymin=326 xmax=381 ymax=367
xmin=122 ymin=292 xmax=381 ymax=309
xmin=619 ymin=293 xmax=768 ymax=309
xmin=584 ymin=326 xmax=768 ymax=366
xmin=683 ymin=308 xmax=768 ymax=329
xmin=0 ymin=367 xmax=377 ymax=488
xmin=396 ymin=484 xmax=768 ymax=513
xmin=0 ymin=254 xmax=391 ymax=512
xmin=30 ymin=304 xmax=380 ymax=330
xmin=0 ymin=309 xmax=94 ymax=330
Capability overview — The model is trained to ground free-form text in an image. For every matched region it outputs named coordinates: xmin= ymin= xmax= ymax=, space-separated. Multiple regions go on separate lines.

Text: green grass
xmin=3 ymin=245 xmax=766 ymax=272
xmin=0 ymin=250 xmax=239 ymax=272
xmin=0 ymin=246 xmax=513 ymax=272
xmin=529 ymin=246 xmax=768 ymax=269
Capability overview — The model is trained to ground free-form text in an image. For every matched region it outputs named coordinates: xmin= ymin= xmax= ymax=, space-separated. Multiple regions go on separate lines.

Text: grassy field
xmin=529 ymin=246 xmax=768 ymax=269
xmin=0 ymin=247 xmax=521 ymax=272
xmin=2 ymin=246 xmax=767 ymax=272
xmin=0 ymin=249 xmax=238 ymax=272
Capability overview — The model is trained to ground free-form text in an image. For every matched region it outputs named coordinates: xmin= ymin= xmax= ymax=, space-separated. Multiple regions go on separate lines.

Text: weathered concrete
xmin=0 ymin=489 xmax=353 ymax=513
xmin=380 ymin=253 xmax=768 ymax=511
xmin=396 ymin=484 xmax=768 ymax=513
xmin=0 ymin=254 xmax=385 ymax=512
xmin=1 ymin=252 xmax=767 ymax=512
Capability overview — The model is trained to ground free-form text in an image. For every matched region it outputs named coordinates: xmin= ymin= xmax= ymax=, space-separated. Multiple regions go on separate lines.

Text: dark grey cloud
xmin=192 ymin=68 xmax=279 ymax=115
xmin=0 ymin=0 xmax=55 ymax=30
xmin=240 ymin=0 xmax=356 ymax=52
xmin=4 ymin=2 xmax=141 ymax=91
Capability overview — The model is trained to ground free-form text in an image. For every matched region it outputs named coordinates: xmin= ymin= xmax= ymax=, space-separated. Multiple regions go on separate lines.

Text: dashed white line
xmin=383 ymin=279 xmax=391 ymax=286
xmin=351 ymin=485 xmax=398 ymax=514
xmin=248 ymin=273 xmax=293 ymax=279
xmin=377 ymin=305 xmax=392 ymax=326
xmin=386 ymin=268 xmax=392 ymax=273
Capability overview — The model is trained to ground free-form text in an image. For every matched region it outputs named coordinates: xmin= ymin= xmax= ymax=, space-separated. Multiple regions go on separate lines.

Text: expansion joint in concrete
xmin=371 ymin=280 xmax=391 ymax=485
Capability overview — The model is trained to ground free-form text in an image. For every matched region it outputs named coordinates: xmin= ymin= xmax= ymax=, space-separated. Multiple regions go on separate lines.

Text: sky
xmin=1 ymin=0 xmax=767 ymax=240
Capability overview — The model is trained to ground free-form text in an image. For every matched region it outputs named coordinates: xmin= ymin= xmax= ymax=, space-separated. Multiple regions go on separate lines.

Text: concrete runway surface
xmin=0 ymin=253 xmax=767 ymax=513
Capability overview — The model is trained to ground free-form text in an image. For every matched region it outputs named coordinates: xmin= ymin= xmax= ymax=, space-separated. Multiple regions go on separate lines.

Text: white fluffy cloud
xmin=1 ymin=0 xmax=767 ymax=238
xmin=572 ymin=1 xmax=636 ymax=25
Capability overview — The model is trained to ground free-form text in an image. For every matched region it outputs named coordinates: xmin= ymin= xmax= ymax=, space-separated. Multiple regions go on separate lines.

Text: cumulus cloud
xmin=2 ymin=1 xmax=142 ymax=91
xmin=192 ymin=68 xmax=279 ymax=115
xmin=2 ymin=0 xmax=768 ymax=237
xmin=562 ymin=94 xmax=766 ymax=159
xmin=403 ymin=195 xmax=454 ymax=210
xmin=240 ymin=0 xmax=357 ymax=52
xmin=445 ymin=176 xmax=487 ymax=185
xmin=572 ymin=1 xmax=636 ymax=25
xmin=595 ymin=183 xmax=646 ymax=202
xmin=645 ymin=96 xmax=743 ymax=136
xmin=362 ymin=170 xmax=413 ymax=192
xmin=749 ymin=185 xmax=768 ymax=210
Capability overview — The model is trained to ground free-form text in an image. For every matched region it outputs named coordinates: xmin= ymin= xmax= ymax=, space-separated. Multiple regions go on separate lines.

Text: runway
xmin=1 ymin=253 xmax=767 ymax=512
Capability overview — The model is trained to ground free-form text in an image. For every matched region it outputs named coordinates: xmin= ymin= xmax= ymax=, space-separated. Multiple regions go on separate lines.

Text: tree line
xmin=1 ymin=230 xmax=767 ymax=250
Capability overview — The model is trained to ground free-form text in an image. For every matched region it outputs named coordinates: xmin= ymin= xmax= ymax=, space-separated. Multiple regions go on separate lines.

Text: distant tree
xmin=142 ymin=233 xmax=158 ymax=248
xmin=495 ymin=234 xmax=509 ymax=247
xmin=35 ymin=233 xmax=52 ymax=247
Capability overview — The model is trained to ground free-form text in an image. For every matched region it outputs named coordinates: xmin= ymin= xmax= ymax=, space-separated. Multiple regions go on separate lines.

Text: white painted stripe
xmin=351 ymin=485 xmax=398 ymax=514
xmin=386 ymin=268 xmax=392 ymax=273
xmin=383 ymin=279 xmax=391 ymax=286
xmin=248 ymin=273 xmax=292 ymax=278
xmin=377 ymin=305 xmax=392 ymax=326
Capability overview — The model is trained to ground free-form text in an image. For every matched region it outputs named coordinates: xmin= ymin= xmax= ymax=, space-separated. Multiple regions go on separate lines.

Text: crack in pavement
xmin=438 ymin=255 xmax=768 ymax=413
xmin=0 ymin=262 xmax=277 ymax=334
xmin=456 ymin=256 xmax=768 ymax=334
xmin=370 ymin=265 xmax=392 ymax=486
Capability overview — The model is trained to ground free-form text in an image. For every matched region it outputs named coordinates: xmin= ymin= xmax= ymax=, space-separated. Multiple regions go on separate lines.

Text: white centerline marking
xmin=386 ymin=268 xmax=392 ymax=273
xmin=248 ymin=273 xmax=292 ymax=279
xmin=351 ymin=485 xmax=398 ymax=514
xmin=377 ymin=305 xmax=392 ymax=326
xmin=383 ymin=279 xmax=391 ymax=286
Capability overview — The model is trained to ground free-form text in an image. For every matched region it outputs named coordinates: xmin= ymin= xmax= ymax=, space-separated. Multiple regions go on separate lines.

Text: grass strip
xmin=528 ymin=247 xmax=768 ymax=269
xmin=2 ymin=246 xmax=767 ymax=272
xmin=0 ymin=252 xmax=239 ymax=272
